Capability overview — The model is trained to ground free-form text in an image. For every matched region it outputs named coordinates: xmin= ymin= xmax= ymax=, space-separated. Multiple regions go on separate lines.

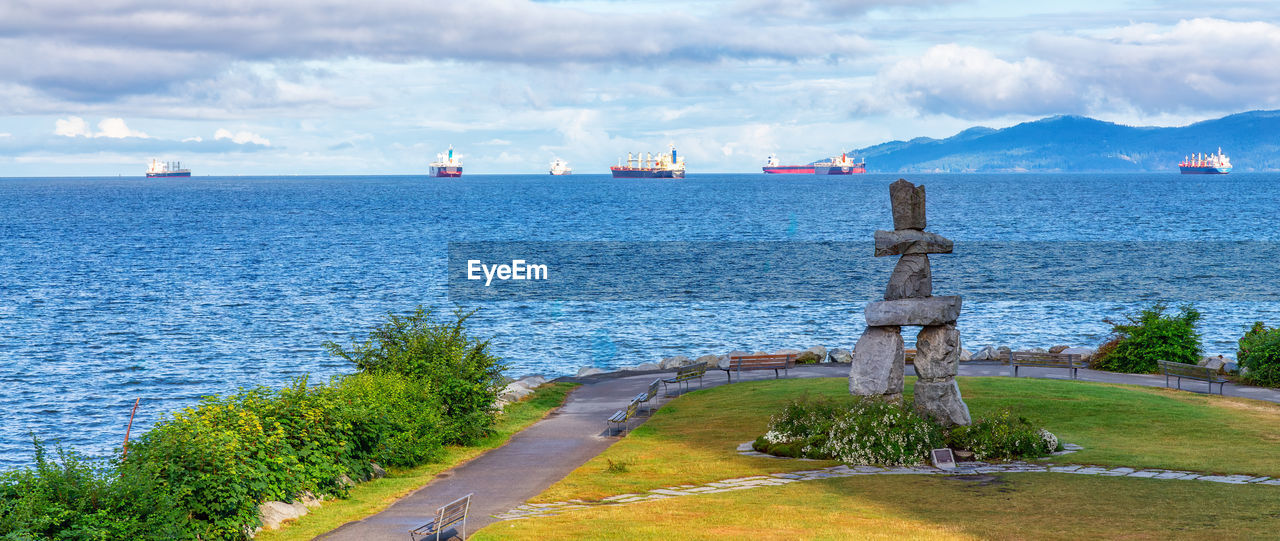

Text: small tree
xmin=1237 ymin=322 xmax=1280 ymax=387
xmin=1092 ymin=303 xmax=1202 ymax=373
xmin=324 ymin=307 xmax=507 ymax=444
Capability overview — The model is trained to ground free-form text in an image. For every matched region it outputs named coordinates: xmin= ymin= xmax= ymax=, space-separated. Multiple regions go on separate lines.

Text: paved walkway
xmin=318 ymin=363 xmax=1280 ymax=540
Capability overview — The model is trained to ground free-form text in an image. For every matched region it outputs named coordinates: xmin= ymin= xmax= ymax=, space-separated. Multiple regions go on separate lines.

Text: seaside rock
xmin=576 ymin=366 xmax=605 ymax=377
xmin=1202 ymin=358 xmax=1226 ymax=373
xmin=659 ymin=355 xmax=693 ymax=369
xmin=695 ymin=354 xmax=720 ymax=366
xmin=369 ymin=463 xmax=387 ymax=479
xmin=914 ymin=325 xmax=960 ymax=381
xmin=499 ymin=382 xmax=534 ymax=402
xmin=889 ymin=179 xmax=927 ymax=230
xmin=829 ymin=347 xmax=853 ymax=363
xmin=885 ymin=254 xmax=932 ymax=300
xmin=772 ymin=348 xmax=803 ymax=357
xmin=795 ymin=345 xmax=828 ymax=363
xmin=970 ymin=345 xmax=998 ymax=361
xmin=873 ymin=229 xmax=953 ymax=257
xmin=1049 ymin=345 xmax=1069 ymax=354
xmin=301 ymin=491 xmax=323 ymax=509
xmin=517 ymin=375 xmax=547 ymax=388
xmin=864 ymin=296 xmax=962 ymax=327
xmin=337 ymin=474 xmax=356 ymax=488
xmin=959 ymin=348 xmax=973 ymax=362
xmin=622 ymin=362 xmax=660 ymax=371
xmin=1060 ymin=347 xmax=1094 ymax=362
xmin=717 ymin=350 xmax=751 ymax=370
xmin=912 ymin=380 xmax=972 ymax=427
xmin=258 ymin=501 xmax=307 ymax=531
xmin=1028 ymin=347 xmax=1047 ymax=353
xmin=849 ymin=326 xmax=905 ymax=397
xmin=996 ymin=346 xmax=1011 ymax=360
xmin=1224 ymin=362 xmax=1239 ymax=374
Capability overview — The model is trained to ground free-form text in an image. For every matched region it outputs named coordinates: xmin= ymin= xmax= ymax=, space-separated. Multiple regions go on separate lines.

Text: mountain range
xmin=846 ymin=110 xmax=1280 ymax=173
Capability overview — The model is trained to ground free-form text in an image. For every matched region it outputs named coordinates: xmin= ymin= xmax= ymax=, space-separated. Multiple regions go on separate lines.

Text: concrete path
xmin=318 ymin=362 xmax=1280 ymax=540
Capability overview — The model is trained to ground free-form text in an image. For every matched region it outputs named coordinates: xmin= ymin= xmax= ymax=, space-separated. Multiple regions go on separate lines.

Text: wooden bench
xmin=720 ymin=354 xmax=796 ymax=382
xmin=606 ymin=397 xmax=641 ymax=435
xmin=633 ymin=379 xmax=661 ymax=416
xmin=661 ymin=362 xmax=707 ymax=396
xmin=409 ymin=493 xmax=472 ymax=541
xmin=1008 ymin=351 xmax=1085 ymax=379
xmin=1158 ymin=360 xmax=1227 ymax=395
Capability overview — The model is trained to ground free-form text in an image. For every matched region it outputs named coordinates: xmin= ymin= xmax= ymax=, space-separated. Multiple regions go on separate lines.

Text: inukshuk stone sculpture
xmin=849 ymin=179 xmax=971 ymax=426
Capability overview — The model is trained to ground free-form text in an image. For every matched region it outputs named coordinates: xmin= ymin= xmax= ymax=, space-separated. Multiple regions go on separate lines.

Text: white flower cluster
xmin=759 ymin=403 xmax=936 ymax=466
xmin=1039 ymin=428 xmax=1058 ymax=451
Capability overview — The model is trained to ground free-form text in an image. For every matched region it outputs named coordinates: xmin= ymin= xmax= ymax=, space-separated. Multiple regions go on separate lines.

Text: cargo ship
xmin=813 ymin=153 xmax=865 ymax=175
xmin=549 ymin=158 xmax=572 ymax=175
xmin=1179 ymin=148 xmax=1231 ymax=174
xmin=145 ymin=159 xmax=191 ymax=178
xmin=762 ymin=155 xmax=814 ymax=174
xmin=610 ymin=144 xmax=685 ymax=178
xmin=429 ymin=146 xmax=463 ymax=177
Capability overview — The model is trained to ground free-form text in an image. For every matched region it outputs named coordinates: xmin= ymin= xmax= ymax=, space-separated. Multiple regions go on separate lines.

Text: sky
xmin=2 ymin=0 xmax=1279 ymax=175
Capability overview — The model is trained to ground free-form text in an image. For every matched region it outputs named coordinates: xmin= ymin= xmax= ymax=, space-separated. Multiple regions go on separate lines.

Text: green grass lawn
xmin=256 ymin=382 xmax=577 ymax=541
xmin=475 ymin=376 xmax=1280 ymax=539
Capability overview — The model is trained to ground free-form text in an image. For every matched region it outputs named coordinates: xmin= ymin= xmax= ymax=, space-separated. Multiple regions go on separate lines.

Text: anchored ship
xmin=1179 ymin=148 xmax=1231 ymax=174
xmin=812 ymin=153 xmax=865 ymax=175
xmin=762 ymin=155 xmax=814 ymax=174
xmin=146 ymin=159 xmax=191 ymax=178
xmin=549 ymin=158 xmax=572 ymax=176
xmin=610 ymin=144 xmax=685 ymax=178
xmin=430 ymin=146 xmax=463 ymax=177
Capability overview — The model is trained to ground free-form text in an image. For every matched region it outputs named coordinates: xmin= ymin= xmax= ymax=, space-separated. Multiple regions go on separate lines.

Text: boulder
xmin=849 ymin=326 xmax=904 ymax=397
xmin=516 ymin=375 xmax=547 ymax=388
xmin=1202 ymin=357 xmax=1226 ymax=373
xmin=258 ymin=501 xmax=307 ymax=531
xmin=1027 ymin=347 xmax=1047 ymax=353
xmin=912 ymin=380 xmax=972 ymax=427
xmin=718 ymin=350 xmax=751 ymax=370
xmin=970 ymin=345 xmax=998 ymax=361
xmin=1049 ymin=345 xmax=1069 ymax=354
xmin=865 ymin=296 xmax=961 ymax=326
xmin=795 ymin=345 xmax=828 ymax=364
xmin=621 ymin=362 xmax=660 ymax=371
xmin=369 ymin=463 xmax=387 ymax=479
xmin=996 ymin=346 xmax=1011 ymax=360
xmin=1224 ymin=361 xmax=1240 ymax=374
xmin=499 ymin=382 xmax=534 ymax=402
xmin=576 ymin=366 xmax=606 ymax=377
xmin=914 ymin=325 xmax=960 ymax=381
xmin=959 ymin=348 xmax=973 ymax=361
xmin=884 ymin=254 xmax=932 ymax=300
xmin=828 ymin=347 xmax=853 ymax=363
xmin=772 ymin=348 xmax=803 ymax=356
xmin=889 ymin=179 xmax=927 ymax=230
xmin=301 ymin=491 xmax=323 ymax=509
xmin=695 ymin=354 xmax=720 ymax=366
xmin=1060 ymin=347 xmax=1094 ymax=362
xmin=659 ymin=355 xmax=692 ymax=369
xmin=873 ymin=229 xmax=953 ymax=257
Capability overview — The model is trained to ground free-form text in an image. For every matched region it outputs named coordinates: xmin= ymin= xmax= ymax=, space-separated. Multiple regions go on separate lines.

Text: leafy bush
xmin=753 ymin=397 xmax=943 ymax=466
xmin=1091 ymin=303 xmax=1202 ymax=373
xmin=946 ymin=410 xmax=1059 ymax=460
xmin=325 ymin=307 xmax=507 ymax=444
xmin=1238 ymin=322 xmax=1280 ymax=387
xmin=334 ymin=372 xmax=448 ymax=467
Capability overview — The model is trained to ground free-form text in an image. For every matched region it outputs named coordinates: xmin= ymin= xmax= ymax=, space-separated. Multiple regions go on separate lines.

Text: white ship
xmin=429 ymin=146 xmax=463 ymax=177
xmin=549 ymin=158 xmax=572 ymax=176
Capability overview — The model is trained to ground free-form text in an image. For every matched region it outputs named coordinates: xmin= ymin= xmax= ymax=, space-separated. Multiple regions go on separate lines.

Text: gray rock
xmin=300 ymin=491 xmax=323 ymax=509
xmin=1028 ymin=347 xmax=1047 ymax=353
xmin=912 ymin=379 xmax=972 ymax=427
xmin=337 ymin=474 xmax=356 ymax=488
xmin=516 ymin=375 xmax=547 ymax=387
xmin=889 ymin=179 xmax=927 ymax=230
xmin=1203 ymin=358 xmax=1225 ymax=373
xmin=718 ymin=350 xmax=750 ymax=370
xmin=996 ymin=346 xmax=1011 ymax=360
xmin=695 ymin=354 xmax=720 ymax=366
xmin=829 ymin=347 xmax=853 ymax=363
xmin=865 ymin=296 xmax=961 ymax=326
xmin=959 ymin=348 xmax=973 ymax=361
xmin=258 ymin=500 xmax=307 ymax=531
xmin=659 ymin=355 xmax=692 ymax=369
xmin=576 ymin=366 xmax=606 ymax=377
xmin=369 ymin=463 xmax=387 ymax=479
xmin=849 ymin=326 xmax=904 ymax=397
xmin=499 ymin=382 xmax=534 ymax=402
xmin=914 ymin=325 xmax=960 ymax=381
xmin=885 ymin=254 xmax=932 ymax=300
xmin=621 ymin=362 xmax=660 ymax=371
xmin=873 ymin=229 xmax=953 ymax=257
xmin=1060 ymin=347 xmax=1094 ymax=361
xmin=772 ymin=348 xmax=803 ymax=357
xmin=1224 ymin=361 xmax=1239 ymax=374
xmin=795 ymin=345 xmax=828 ymax=363
xmin=1049 ymin=345 xmax=1069 ymax=354
xmin=970 ymin=345 xmax=998 ymax=361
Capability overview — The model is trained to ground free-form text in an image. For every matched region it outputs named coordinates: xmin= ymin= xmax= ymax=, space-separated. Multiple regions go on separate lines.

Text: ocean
xmin=2 ymin=172 xmax=1279 ymax=469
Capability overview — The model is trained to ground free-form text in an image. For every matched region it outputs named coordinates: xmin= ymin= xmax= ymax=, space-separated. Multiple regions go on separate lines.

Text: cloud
xmin=876 ymin=44 xmax=1080 ymax=118
xmin=53 ymin=116 xmax=150 ymax=138
xmin=732 ymin=0 xmax=960 ymax=19
xmin=95 ymin=118 xmax=148 ymax=138
xmin=215 ymin=128 xmax=271 ymax=146
xmin=54 ymin=116 xmax=91 ymax=137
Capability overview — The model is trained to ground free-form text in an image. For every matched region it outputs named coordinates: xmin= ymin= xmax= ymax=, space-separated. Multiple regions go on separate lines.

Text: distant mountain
xmin=848 ymin=110 xmax=1280 ymax=172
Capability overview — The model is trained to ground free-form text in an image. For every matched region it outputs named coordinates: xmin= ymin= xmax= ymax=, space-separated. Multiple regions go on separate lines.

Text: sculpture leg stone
xmin=912 ymin=379 xmax=971 ymax=426
xmin=885 ymin=254 xmax=931 ymax=300
xmin=849 ymin=325 xmax=904 ymax=401
xmin=913 ymin=324 xmax=959 ymax=381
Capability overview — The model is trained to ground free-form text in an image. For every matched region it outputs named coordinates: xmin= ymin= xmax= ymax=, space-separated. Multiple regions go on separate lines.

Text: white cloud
xmin=877 ymin=44 xmax=1080 ymax=118
xmin=182 ymin=136 xmax=204 ymax=142
xmin=215 ymin=128 xmax=271 ymax=146
xmin=54 ymin=116 xmax=91 ymax=137
xmin=95 ymin=118 xmax=148 ymax=138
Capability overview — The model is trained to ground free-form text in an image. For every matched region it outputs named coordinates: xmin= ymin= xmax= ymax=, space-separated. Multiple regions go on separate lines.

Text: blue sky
xmin=2 ymin=0 xmax=1279 ymax=175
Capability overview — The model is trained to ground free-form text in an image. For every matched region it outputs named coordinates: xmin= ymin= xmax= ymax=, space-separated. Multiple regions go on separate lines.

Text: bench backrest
xmin=435 ymin=493 xmax=472 ymax=530
xmin=645 ymin=379 xmax=660 ymax=399
xmin=728 ymin=354 xmax=796 ymax=369
xmin=626 ymin=397 xmax=640 ymax=417
xmin=1008 ymin=351 xmax=1083 ymax=365
xmin=1158 ymin=360 xmax=1217 ymax=378
xmin=677 ymin=362 xmax=708 ymax=376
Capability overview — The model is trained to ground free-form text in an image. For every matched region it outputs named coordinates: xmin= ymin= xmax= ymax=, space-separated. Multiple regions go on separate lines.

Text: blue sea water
xmin=2 ymin=172 xmax=1279 ymax=469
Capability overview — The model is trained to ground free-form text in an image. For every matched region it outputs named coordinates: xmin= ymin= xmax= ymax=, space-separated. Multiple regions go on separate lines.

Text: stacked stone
xmin=849 ymin=179 xmax=971 ymax=426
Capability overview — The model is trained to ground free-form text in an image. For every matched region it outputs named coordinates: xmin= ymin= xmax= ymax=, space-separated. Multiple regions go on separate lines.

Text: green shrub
xmin=1238 ymin=322 xmax=1280 ymax=387
xmin=753 ymin=397 xmax=943 ymax=466
xmin=334 ymin=371 xmax=448 ymax=467
xmin=324 ymin=307 xmax=507 ymax=444
xmin=1091 ymin=303 xmax=1202 ymax=373
xmin=946 ymin=410 xmax=1059 ymax=460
